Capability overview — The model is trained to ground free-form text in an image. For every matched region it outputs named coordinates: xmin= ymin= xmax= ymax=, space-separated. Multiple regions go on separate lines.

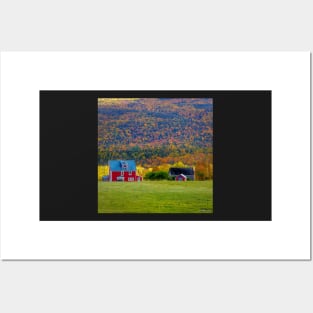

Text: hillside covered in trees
xmin=98 ymin=98 xmax=213 ymax=179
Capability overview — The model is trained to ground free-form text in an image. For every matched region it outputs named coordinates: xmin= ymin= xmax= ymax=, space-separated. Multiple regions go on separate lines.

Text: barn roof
xmin=108 ymin=160 xmax=136 ymax=171
xmin=169 ymin=167 xmax=194 ymax=175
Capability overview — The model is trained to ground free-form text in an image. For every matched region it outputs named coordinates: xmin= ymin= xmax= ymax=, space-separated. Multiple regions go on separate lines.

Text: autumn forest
xmin=98 ymin=98 xmax=213 ymax=180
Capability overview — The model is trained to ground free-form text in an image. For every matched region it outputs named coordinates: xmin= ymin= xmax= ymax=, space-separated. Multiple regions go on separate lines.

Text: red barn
xmin=108 ymin=160 xmax=142 ymax=182
xmin=176 ymin=173 xmax=187 ymax=181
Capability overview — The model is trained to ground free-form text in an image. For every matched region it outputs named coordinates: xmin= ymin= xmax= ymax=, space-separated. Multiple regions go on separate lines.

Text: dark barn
xmin=168 ymin=167 xmax=195 ymax=181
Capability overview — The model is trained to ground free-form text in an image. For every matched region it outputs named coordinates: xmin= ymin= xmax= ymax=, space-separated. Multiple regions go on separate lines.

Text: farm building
xmin=176 ymin=174 xmax=187 ymax=181
xmin=168 ymin=167 xmax=195 ymax=181
xmin=108 ymin=160 xmax=143 ymax=182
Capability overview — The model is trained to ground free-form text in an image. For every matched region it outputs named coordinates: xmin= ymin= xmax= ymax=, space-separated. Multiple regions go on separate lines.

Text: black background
xmin=40 ymin=91 xmax=271 ymax=221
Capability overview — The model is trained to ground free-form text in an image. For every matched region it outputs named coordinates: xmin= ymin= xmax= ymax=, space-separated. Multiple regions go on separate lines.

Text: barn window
xmin=121 ymin=171 xmax=124 ymax=176
xmin=120 ymin=161 xmax=128 ymax=170
xmin=129 ymin=171 xmax=132 ymax=175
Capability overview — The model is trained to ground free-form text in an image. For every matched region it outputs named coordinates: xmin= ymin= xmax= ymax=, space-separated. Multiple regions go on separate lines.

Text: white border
xmin=0 ymin=52 xmax=310 ymax=260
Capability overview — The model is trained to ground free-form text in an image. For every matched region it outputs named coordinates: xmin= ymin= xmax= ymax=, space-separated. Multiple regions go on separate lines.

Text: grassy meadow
xmin=98 ymin=180 xmax=213 ymax=214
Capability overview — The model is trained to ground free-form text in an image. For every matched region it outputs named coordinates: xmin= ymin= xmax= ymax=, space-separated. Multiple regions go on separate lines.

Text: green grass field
xmin=98 ymin=180 xmax=213 ymax=214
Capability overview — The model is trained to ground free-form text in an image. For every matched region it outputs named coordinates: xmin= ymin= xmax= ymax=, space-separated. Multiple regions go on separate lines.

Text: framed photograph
xmin=0 ymin=52 xmax=310 ymax=259
xmin=97 ymin=96 xmax=214 ymax=215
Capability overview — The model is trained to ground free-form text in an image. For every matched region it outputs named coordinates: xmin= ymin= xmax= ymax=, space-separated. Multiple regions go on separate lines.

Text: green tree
xmin=144 ymin=171 xmax=169 ymax=180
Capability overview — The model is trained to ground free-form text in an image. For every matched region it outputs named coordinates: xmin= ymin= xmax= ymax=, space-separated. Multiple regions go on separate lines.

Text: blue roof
xmin=108 ymin=160 xmax=136 ymax=171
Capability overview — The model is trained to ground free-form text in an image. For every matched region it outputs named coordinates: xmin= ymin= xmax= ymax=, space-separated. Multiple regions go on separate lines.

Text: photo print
xmin=98 ymin=98 xmax=213 ymax=214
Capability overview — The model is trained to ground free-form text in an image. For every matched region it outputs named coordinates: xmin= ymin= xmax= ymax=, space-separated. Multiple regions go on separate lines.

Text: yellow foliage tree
xmin=136 ymin=165 xmax=146 ymax=176
xmin=98 ymin=165 xmax=109 ymax=181
xmin=155 ymin=163 xmax=171 ymax=172
xmin=172 ymin=161 xmax=190 ymax=168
